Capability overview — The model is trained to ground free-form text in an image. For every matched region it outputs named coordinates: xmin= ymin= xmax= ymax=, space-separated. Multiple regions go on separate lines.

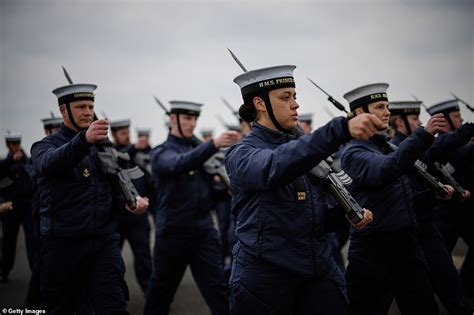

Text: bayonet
xmin=227 ymin=48 xmax=248 ymax=72
xmin=221 ymin=97 xmax=240 ymax=121
xmin=412 ymin=94 xmax=430 ymax=112
xmin=307 ymin=78 xmax=348 ymax=113
xmin=450 ymin=92 xmax=474 ymax=112
xmin=221 ymin=97 xmax=238 ymax=115
xmin=62 ymin=65 xmax=74 ymax=84
xmin=216 ymin=114 xmax=228 ymax=128
xmin=153 ymin=96 xmax=170 ymax=115
xmin=323 ymin=106 xmax=336 ymax=119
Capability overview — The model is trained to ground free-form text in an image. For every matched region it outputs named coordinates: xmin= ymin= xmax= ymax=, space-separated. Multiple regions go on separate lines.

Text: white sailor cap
xmin=343 ymin=83 xmax=389 ymax=112
xmin=427 ymin=99 xmax=459 ymax=116
xmin=136 ymin=128 xmax=151 ymax=137
xmin=233 ymin=65 xmax=296 ymax=99
xmin=4 ymin=132 xmax=22 ymax=143
xmin=226 ymin=124 xmax=241 ymax=132
xmin=389 ymin=101 xmax=421 ymax=116
xmin=200 ymin=128 xmax=213 ymax=137
xmin=298 ymin=113 xmax=313 ymax=123
xmin=52 ymin=83 xmax=97 ymax=105
xmin=169 ymin=101 xmax=203 ymax=116
xmin=41 ymin=116 xmax=63 ymax=128
xmin=109 ymin=119 xmax=131 ymax=131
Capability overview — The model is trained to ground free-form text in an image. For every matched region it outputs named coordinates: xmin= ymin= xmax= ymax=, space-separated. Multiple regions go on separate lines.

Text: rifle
xmin=188 ymin=136 xmax=231 ymax=189
xmin=415 ymin=95 xmax=468 ymax=197
xmin=0 ymin=177 xmax=13 ymax=190
xmin=96 ymin=140 xmax=144 ymax=209
xmin=134 ymin=151 xmax=152 ymax=177
xmin=433 ymin=162 xmax=466 ymax=198
xmin=307 ymin=160 xmax=364 ymax=224
xmin=310 ymin=79 xmax=449 ymax=198
xmin=292 ymin=125 xmax=363 ymax=224
xmin=153 ymin=97 xmax=231 ymax=189
xmin=226 ymin=50 xmax=364 ymax=223
xmin=221 ymin=97 xmax=240 ymax=122
xmin=60 ymin=66 xmax=144 ymax=209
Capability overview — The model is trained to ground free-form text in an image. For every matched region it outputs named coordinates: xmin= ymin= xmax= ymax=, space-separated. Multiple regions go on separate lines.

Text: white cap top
xmin=52 ymin=83 xmax=97 ymax=105
xmin=343 ymin=82 xmax=389 ymax=111
xmin=5 ymin=132 xmax=22 ymax=142
xmin=427 ymin=99 xmax=459 ymax=115
xmin=109 ymin=119 xmax=131 ymax=129
xmin=389 ymin=101 xmax=422 ymax=115
xmin=298 ymin=113 xmax=313 ymax=122
xmin=233 ymin=65 xmax=296 ymax=98
xmin=169 ymin=101 xmax=203 ymax=115
xmin=136 ymin=128 xmax=151 ymax=136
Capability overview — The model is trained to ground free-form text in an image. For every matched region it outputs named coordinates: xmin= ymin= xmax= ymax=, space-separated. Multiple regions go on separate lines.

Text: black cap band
xmin=349 ymin=93 xmax=388 ymax=112
xmin=170 ymin=109 xmax=200 ymax=117
xmin=390 ymin=108 xmax=421 ymax=116
xmin=58 ymin=93 xmax=95 ymax=105
xmin=241 ymin=76 xmax=295 ymax=98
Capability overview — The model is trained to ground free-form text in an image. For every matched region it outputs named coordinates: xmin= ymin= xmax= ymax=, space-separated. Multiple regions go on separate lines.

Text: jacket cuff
xmin=76 ymin=130 xmax=94 ymax=151
xmin=415 ymin=128 xmax=435 ymax=146
xmin=342 ymin=117 xmax=353 ymax=140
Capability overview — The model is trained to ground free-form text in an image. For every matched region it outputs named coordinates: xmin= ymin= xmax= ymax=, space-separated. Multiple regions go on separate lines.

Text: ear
xmin=59 ymin=104 xmax=67 ymax=118
xmin=354 ymin=107 xmax=364 ymax=115
xmin=394 ymin=116 xmax=404 ymax=128
xmin=169 ymin=113 xmax=177 ymax=123
xmin=253 ymin=96 xmax=266 ymax=112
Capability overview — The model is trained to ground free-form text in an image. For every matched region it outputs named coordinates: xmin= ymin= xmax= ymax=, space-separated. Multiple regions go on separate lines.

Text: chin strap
xmin=261 ymin=93 xmax=292 ymax=134
xmin=65 ymin=103 xmax=84 ymax=131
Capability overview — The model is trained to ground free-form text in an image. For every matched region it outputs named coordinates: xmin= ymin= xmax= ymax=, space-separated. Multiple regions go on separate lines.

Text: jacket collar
xmin=59 ymin=123 xmax=79 ymax=140
xmin=393 ymin=131 xmax=407 ymax=143
xmin=167 ymin=133 xmax=195 ymax=146
xmin=251 ymin=122 xmax=298 ymax=145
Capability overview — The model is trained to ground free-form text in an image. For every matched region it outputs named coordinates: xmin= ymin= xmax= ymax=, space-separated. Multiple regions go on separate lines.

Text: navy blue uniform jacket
xmin=341 ymin=128 xmax=434 ymax=235
xmin=225 ymin=118 xmax=351 ymax=277
xmin=31 ymin=124 xmax=117 ymax=237
xmin=151 ymin=134 xmax=219 ymax=237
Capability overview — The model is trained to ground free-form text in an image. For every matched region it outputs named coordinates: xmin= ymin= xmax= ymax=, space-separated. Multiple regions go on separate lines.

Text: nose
xmin=84 ymin=106 xmax=93 ymax=116
xmin=292 ymin=99 xmax=300 ymax=110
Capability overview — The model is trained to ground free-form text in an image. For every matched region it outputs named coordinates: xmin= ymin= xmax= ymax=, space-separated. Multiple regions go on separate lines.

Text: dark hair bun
xmin=239 ymin=103 xmax=256 ymax=123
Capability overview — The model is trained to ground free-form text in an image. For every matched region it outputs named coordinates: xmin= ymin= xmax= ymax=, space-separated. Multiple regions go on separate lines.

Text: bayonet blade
xmin=413 ymin=94 xmax=429 ymax=112
xmin=216 ymin=114 xmax=227 ymax=127
xmin=451 ymin=92 xmax=474 ymax=112
xmin=61 ymin=66 xmax=74 ymax=84
xmin=153 ymin=96 xmax=170 ymax=115
xmin=307 ymin=78 xmax=330 ymax=97
xmin=227 ymin=48 xmax=247 ymax=72
xmin=221 ymin=97 xmax=237 ymax=114
xmin=323 ymin=106 xmax=336 ymax=119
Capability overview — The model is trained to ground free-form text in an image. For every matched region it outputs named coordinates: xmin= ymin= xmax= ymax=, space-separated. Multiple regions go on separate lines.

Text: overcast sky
xmin=1 ymin=0 xmax=473 ymax=157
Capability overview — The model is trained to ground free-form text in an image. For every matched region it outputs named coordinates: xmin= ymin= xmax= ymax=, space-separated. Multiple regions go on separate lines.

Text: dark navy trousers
xmin=1 ymin=202 xmax=35 ymax=275
xmin=41 ymin=233 xmax=129 ymax=315
xmin=436 ymin=198 xmax=474 ymax=297
xmin=117 ymin=213 xmax=152 ymax=294
xmin=346 ymin=228 xmax=439 ymax=315
xmin=144 ymin=228 xmax=229 ymax=315
xmin=229 ymin=244 xmax=349 ymax=315
xmin=417 ymin=221 xmax=472 ymax=314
